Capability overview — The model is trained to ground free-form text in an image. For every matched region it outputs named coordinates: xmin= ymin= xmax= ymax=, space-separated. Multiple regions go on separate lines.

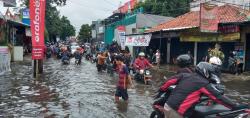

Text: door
xmin=245 ymin=34 xmax=250 ymax=71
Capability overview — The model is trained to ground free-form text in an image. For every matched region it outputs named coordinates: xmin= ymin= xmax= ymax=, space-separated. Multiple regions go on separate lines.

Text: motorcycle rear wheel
xmin=150 ymin=111 xmax=164 ymax=118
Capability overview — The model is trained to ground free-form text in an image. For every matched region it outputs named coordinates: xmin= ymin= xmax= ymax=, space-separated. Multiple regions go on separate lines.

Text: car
xmin=70 ymin=45 xmax=80 ymax=56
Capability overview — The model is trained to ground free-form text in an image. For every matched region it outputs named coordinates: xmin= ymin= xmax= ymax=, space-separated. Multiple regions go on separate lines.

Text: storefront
xmin=148 ymin=37 xmax=168 ymax=63
xmin=245 ymin=34 xmax=250 ymax=71
xmin=6 ymin=20 xmax=30 ymax=61
xmin=180 ymin=27 xmax=242 ymax=68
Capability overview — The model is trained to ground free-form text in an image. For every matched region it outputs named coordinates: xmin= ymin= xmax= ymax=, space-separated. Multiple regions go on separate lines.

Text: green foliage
xmin=59 ymin=16 xmax=76 ymax=40
xmin=135 ymin=0 xmax=191 ymax=17
xmin=78 ymin=24 xmax=91 ymax=42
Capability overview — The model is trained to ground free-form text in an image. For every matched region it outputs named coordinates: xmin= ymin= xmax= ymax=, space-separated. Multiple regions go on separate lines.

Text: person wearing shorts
xmin=114 ymin=55 xmax=132 ymax=103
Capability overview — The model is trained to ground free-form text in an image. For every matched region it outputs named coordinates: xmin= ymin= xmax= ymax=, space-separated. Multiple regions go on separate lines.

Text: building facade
xmin=91 ymin=20 xmax=105 ymax=43
xmin=190 ymin=0 xmax=250 ymax=11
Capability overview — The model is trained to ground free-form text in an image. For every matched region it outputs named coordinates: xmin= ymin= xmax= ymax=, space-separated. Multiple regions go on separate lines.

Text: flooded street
xmin=0 ymin=58 xmax=154 ymax=118
xmin=0 ymin=57 xmax=249 ymax=118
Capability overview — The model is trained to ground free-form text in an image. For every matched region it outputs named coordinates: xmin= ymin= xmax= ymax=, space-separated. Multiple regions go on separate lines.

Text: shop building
xmin=148 ymin=4 xmax=250 ymax=71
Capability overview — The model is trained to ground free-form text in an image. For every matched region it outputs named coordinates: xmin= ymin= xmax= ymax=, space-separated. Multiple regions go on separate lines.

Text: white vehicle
xmin=70 ymin=45 xmax=80 ymax=55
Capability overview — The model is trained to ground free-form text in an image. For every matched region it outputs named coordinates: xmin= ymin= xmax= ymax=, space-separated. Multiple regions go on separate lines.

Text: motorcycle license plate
xmin=145 ymin=75 xmax=152 ymax=78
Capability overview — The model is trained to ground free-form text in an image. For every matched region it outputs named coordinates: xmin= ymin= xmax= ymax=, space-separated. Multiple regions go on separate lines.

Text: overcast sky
xmin=0 ymin=0 xmax=128 ymax=33
xmin=58 ymin=0 xmax=128 ymax=33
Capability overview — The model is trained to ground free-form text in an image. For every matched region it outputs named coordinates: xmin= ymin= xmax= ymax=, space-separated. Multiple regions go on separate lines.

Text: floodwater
xmin=0 ymin=57 xmax=249 ymax=117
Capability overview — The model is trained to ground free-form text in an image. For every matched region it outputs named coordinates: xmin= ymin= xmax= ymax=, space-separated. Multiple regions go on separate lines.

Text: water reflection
xmin=0 ymin=58 xmax=249 ymax=117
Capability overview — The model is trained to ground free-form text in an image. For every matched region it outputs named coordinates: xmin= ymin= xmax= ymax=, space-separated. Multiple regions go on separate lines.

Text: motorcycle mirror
xmin=210 ymin=74 xmax=221 ymax=84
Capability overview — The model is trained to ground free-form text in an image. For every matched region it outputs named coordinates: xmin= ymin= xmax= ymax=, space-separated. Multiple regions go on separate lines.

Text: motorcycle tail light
xmin=245 ymin=109 xmax=250 ymax=114
xmin=139 ymin=70 xmax=144 ymax=74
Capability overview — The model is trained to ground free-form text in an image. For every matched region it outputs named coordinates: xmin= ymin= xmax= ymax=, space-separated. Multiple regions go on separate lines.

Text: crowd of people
xmin=43 ymin=41 xmax=249 ymax=118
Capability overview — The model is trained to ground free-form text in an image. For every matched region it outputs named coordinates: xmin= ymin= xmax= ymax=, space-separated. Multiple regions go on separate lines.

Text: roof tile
xmin=148 ymin=5 xmax=250 ymax=32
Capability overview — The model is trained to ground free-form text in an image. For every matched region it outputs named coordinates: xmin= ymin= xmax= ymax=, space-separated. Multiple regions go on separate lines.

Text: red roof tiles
xmin=148 ymin=5 xmax=249 ymax=33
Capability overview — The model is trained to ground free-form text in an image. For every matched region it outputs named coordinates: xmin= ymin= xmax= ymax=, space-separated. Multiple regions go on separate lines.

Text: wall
xmin=240 ymin=25 xmax=250 ymax=70
xmin=125 ymin=23 xmax=136 ymax=35
xmin=190 ymin=0 xmax=250 ymax=11
xmin=136 ymin=14 xmax=173 ymax=29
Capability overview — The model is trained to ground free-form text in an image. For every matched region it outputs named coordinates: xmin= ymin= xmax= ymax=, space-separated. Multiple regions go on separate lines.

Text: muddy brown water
xmin=0 ymin=58 xmax=249 ymax=117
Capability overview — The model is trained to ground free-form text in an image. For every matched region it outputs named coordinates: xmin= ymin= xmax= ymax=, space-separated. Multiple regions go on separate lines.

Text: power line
xmin=65 ymin=1 xmax=115 ymax=12
xmin=103 ymin=0 xmax=118 ymax=7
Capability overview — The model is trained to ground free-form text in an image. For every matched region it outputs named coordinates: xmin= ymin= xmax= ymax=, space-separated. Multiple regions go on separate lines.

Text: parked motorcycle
xmin=134 ymin=68 xmax=152 ymax=85
xmin=150 ymin=76 xmax=249 ymax=118
xmin=228 ymin=56 xmax=237 ymax=74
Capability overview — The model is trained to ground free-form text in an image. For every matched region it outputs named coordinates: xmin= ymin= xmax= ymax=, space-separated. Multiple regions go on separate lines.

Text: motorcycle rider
xmin=133 ymin=52 xmax=153 ymax=81
xmin=133 ymin=52 xmax=153 ymax=70
xmin=61 ymin=48 xmax=70 ymax=63
xmin=209 ymin=56 xmax=222 ymax=77
xmin=159 ymin=54 xmax=194 ymax=92
xmin=74 ymin=47 xmax=82 ymax=64
xmin=162 ymin=62 xmax=247 ymax=118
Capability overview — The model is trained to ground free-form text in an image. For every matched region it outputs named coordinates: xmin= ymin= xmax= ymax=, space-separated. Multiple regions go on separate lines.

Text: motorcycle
xmin=46 ymin=51 xmax=52 ymax=59
xmin=228 ymin=57 xmax=237 ymax=74
xmin=75 ymin=58 xmax=81 ymax=65
xmin=85 ymin=53 xmax=92 ymax=60
xmin=62 ymin=59 xmax=70 ymax=65
xmin=57 ymin=51 xmax=62 ymax=59
xmin=91 ymin=54 xmax=97 ymax=63
xmin=150 ymin=76 xmax=249 ymax=118
xmin=134 ymin=68 xmax=152 ymax=85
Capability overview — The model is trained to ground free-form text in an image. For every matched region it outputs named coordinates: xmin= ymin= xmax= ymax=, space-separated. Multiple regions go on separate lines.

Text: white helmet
xmin=138 ymin=52 xmax=145 ymax=57
xmin=209 ymin=57 xmax=222 ymax=66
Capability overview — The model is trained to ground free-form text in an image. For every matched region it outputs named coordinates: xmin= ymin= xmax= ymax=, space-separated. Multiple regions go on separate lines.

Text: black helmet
xmin=196 ymin=62 xmax=216 ymax=79
xmin=177 ymin=54 xmax=192 ymax=68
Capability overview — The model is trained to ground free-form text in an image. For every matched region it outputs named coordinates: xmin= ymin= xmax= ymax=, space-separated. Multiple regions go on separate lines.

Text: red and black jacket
xmin=160 ymin=67 xmax=193 ymax=91
xmin=163 ymin=72 xmax=236 ymax=117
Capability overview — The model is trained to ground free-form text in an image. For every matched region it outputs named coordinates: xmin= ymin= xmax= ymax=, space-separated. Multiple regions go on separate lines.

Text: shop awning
xmin=7 ymin=19 xmax=30 ymax=27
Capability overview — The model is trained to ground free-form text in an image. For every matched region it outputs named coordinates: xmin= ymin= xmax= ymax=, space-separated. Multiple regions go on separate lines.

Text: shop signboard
xmin=3 ymin=0 xmax=16 ymax=7
xmin=180 ymin=32 xmax=240 ymax=42
xmin=200 ymin=3 xmax=219 ymax=33
xmin=0 ymin=47 xmax=10 ymax=75
xmin=22 ymin=8 xmax=30 ymax=25
xmin=125 ymin=34 xmax=152 ymax=46
xmin=30 ymin=0 xmax=46 ymax=60
xmin=218 ymin=25 xmax=240 ymax=33
xmin=117 ymin=26 xmax=126 ymax=50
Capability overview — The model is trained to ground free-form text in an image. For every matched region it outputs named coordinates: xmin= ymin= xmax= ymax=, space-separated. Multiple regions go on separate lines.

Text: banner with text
xmin=0 ymin=47 xmax=11 ymax=75
xmin=30 ymin=0 xmax=46 ymax=59
xmin=3 ymin=0 xmax=16 ymax=7
xmin=117 ymin=26 xmax=126 ymax=50
xmin=200 ymin=3 xmax=219 ymax=33
xmin=125 ymin=34 xmax=152 ymax=46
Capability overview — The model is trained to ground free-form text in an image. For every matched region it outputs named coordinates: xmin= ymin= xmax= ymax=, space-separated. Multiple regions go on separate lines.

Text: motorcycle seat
xmin=194 ymin=104 xmax=230 ymax=116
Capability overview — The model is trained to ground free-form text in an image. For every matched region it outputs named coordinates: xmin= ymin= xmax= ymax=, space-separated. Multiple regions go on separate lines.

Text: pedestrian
xmin=155 ymin=49 xmax=161 ymax=69
xmin=97 ymin=52 xmax=107 ymax=72
xmin=114 ymin=55 xmax=133 ymax=103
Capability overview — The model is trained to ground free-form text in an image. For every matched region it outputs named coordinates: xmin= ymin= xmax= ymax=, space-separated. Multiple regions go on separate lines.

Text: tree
xmin=59 ymin=16 xmax=76 ymax=40
xmin=135 ymin=0 xmax=191 ymax=17
xmin=161 ymin=2 xmax=169 ymax=16
xmin=22 ymin=0 xmax=75 ymax=42
xmin=78 ymin=24 xmax=91 ymax=43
